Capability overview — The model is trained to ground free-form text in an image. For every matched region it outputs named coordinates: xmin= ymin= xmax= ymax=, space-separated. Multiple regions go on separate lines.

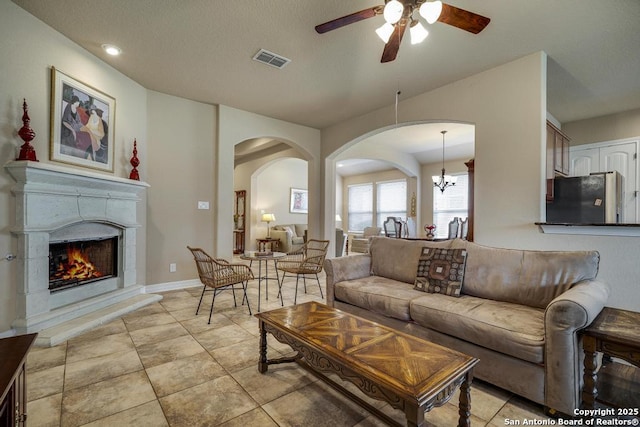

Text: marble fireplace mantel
xmin=5 ymin=160 xmax=159 ymax=342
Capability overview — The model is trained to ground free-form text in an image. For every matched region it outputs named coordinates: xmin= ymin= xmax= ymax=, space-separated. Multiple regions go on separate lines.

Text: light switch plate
xmin=197 ymin=201 xmax=210 ymax=210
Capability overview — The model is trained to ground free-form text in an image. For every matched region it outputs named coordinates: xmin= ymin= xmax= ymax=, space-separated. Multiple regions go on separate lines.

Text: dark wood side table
xmin=582 ymin=307 xmax=640 ymax=411
xmin=0 ymin=333 xmax=37 ymax=426
xmin=256 ymin=238 xmax=280 ymax=252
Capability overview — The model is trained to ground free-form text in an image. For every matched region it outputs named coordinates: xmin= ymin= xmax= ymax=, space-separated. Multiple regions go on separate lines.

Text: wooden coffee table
xmin=256 ymin=302 xmax=479 ymax=427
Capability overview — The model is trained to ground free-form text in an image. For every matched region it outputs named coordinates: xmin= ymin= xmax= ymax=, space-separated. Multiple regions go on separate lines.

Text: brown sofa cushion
xmin=410 ymin=293 xmax=545 ymax=364
xmin=333 ymin=276 xmax=424 ymax=321
xmin=461 ymin=241 xmax=600 ymax=309
xmin=369 ymin=237 xmax=454 ymax=284
xmin=414 ymin=247 xmax=467 ymax=297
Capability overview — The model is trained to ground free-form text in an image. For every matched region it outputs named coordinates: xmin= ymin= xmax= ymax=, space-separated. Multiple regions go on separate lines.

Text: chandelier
xmin=376 ymin=0 xmax=443 ymax=44
xmin=432 ymin=130 xmax=457 ymax=193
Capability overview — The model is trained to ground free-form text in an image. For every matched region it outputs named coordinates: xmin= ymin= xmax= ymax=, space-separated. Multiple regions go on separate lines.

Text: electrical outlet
xmin=197 ymin=201 xmax=210 ymax=210
xmin=169 ymin=263 xmax=176 ymax=273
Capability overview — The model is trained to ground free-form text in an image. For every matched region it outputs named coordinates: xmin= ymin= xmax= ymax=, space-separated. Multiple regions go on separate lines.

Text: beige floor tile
xmin=65 ymin=332 xmax=135 ymax=364
xmin=61 ymin=370 xmax=156 ymax=427
xmin=64 ymin=349 xmax=143 ymax=390
xmin=179 ymin=311 xmax=234 ymax=334
xmin=79 ymin=400 xmax=169 ymax=427
xmin=262 ymin=380 xmax=370 ymax=427
xmin=67 ymin=319 xmax=127 ymax=343
xmin=26 ymin=393 xmax=62 ymax=427
xmin=159 ymin=375 xmax=258 ymax=427
xmin=122 ymin=311 xmax=177 ymax=332
xmin=159 ymin=293 xmax=198 ymax=312
xmin=136 ymin=334 xmax=205 ymax=368
xmin=27 ymin=364 xmax=65 ymax=401
xmin=27 ymin=342 xmax=67 ymax=373
xmin=231 ymin=363 xmax=318 ymax=405
xmin=209 ymin=336 xmax=264 ymax=371
xmin=487 ymin=396 xmax=551 ymax=426
xmin=422 ymin=401 xmax=487 ymax=427
xmin=193 ymin=323 xmax=255 ymax=351
xmin=218 ymin=407 xmax=279 ymax=427
xmin=121 ymin=302 xmax=167 ymax=319
xmin=129 ymin=321 xmax=188 ymax=347
xmin=146 ymin=351 xmax=226 ymax=397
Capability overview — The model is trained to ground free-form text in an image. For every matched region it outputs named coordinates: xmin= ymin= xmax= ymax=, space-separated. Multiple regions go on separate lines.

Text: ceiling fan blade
xmin=438 ymin=3 xmax=490 ymax=34
xmin=315 ymin=6 xmax=383 ymax=34
xmin=381 ymin=21 xmax=407 ymax=63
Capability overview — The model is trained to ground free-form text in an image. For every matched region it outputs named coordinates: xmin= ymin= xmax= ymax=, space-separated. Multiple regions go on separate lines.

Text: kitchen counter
xmin=535 ymin=222 xmax=640 ymax=237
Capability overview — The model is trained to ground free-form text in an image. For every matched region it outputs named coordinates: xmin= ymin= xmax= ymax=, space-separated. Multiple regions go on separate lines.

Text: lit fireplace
xmin=49 ymin=237 xmax=118 ymax=293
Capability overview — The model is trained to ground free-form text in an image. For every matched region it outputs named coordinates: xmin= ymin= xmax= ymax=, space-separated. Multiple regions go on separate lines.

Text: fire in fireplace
xmin=49 ymin=237 xmax=118 ymax=292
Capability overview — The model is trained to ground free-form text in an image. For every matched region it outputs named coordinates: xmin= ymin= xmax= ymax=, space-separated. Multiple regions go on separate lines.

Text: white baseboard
xmin=0 ymin=329 xmax=16 ymax=339
xmin=144 ymin=279 xmax=201 ymax=294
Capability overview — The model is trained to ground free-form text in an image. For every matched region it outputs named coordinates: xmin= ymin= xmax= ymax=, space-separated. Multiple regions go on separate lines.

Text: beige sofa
xmin=323 ymin=237 xmax=610 ymax=416
xmin=271 ymin=224 xmax=306 ymax=253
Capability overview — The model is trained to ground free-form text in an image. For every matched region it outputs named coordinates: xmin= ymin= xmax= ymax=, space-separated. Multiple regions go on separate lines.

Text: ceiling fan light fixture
xmin=419 ymin=0 xmax=443 ymax=24
xmin=383 ymin=0 xmax=404 ymax=24
xmin=410 ymin=21 xmax=429 ymax=44
xmin=376 ymin=22 xmax=395 ymax=43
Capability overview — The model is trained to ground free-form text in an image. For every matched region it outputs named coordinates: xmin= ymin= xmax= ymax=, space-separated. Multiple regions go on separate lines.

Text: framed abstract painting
xmin=290 ymin=188 xmax=308 ymax=213
xmin=50 ymin=66 xmax=115 ymax=172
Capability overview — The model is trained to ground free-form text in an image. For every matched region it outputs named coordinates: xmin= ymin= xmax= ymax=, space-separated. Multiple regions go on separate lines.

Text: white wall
xmin=146 ymin=91 xmax=216 ymax=284
xmin=218 ymin=106 xmax=321 ymax=258
xmin=0 ymin=1 xmax=148 ymax=333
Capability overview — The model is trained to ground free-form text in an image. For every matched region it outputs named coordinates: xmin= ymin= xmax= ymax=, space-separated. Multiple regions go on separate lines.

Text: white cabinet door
xmin=570 ymin=141 xmax=637 ymax=222
xmin=600 ymin=142 xmax=637 ymax=222
xmin=570 ymin=147 xmax=599 ymax=176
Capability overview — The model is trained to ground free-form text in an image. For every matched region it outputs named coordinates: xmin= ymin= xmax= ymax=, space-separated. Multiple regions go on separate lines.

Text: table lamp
xmin=262 ymin=213 xmax=276 ymax=237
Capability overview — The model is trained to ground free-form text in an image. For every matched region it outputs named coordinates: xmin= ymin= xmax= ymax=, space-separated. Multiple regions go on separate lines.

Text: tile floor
xmin=26 ymin=267 xmax=552 ymax=426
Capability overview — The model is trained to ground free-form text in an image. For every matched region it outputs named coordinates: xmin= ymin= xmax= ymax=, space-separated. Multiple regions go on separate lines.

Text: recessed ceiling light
xmin=102 ymin=44 xmax=121 ymax=56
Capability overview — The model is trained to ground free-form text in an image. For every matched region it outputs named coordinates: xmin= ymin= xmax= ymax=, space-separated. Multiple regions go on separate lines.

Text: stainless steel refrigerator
xmin=546 ymin=171 xmax=622 ymax=223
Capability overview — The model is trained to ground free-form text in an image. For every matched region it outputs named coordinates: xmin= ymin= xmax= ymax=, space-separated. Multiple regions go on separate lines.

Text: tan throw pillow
xmin=414 ymin=247 xmax=467 ymax=297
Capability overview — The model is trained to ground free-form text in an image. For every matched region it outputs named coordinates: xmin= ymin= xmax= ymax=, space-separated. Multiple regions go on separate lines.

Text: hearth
xmin=6 ymin=160 xmax=154 ymax=336
xmin=49 ymin=237 xmax=118 ymax=293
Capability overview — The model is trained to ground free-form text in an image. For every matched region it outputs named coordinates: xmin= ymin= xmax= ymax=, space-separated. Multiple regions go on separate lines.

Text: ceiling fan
xmin=315 ymin=0 xmax=490 ymax=63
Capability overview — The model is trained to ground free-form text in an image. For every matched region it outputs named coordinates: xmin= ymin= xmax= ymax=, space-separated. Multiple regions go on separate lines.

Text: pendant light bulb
xmin=376 ymin=22 xmax=395 ymax=43
xmin=383 ymin=0 xmax=404 ymax=24
xmin=410 ymin=21 xmax=429 ymax=44
xmin=419 ymin=0 xmax=443 ymax=24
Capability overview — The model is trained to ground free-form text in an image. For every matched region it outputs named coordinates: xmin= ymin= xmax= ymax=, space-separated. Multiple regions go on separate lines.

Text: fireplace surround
xmin=6 ymin=160 xmax=158 ymax=338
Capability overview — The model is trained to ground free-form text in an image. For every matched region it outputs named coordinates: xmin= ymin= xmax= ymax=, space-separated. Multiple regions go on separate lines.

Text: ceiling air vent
xmin=252 ymin=49 xmax=291 ymax=69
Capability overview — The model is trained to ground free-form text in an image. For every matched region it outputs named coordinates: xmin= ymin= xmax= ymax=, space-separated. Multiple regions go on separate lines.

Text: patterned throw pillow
xmin=414 ymin=247 xmax=467 ymax=297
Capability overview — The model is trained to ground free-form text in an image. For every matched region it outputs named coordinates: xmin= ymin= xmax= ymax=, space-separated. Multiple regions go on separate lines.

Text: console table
xmin=0 ymin=333 xmax=37 ymax=426
xmin=582 ymin=307 xmax=640 ymax=410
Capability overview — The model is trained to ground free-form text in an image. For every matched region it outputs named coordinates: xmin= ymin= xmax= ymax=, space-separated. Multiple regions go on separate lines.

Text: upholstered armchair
xmin=270 ymin=224 xmax=307 ymax=253
xmin=349 ymin=226 xmax=381 ymax=253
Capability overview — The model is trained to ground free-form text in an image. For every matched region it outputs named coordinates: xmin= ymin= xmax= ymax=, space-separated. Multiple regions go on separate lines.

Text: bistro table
xmin=240 ymin=251 xmax=286 ymax=312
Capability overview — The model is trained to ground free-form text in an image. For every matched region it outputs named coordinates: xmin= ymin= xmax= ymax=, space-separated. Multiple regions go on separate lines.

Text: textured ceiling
xmin=12 ymin=0 xmax=640 ymax=176
xmin=12 ymin=0 xmax=640 ymax=131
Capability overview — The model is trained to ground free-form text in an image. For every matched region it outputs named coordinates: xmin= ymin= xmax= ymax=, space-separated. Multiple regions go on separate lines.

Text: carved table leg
xmin=582 ymin=335 xmax=598 ymax=410
xmin=259 ymin=320 xmax=268 ymax=373
xmin=458 ymin=371 xmax=473 ymax=427
xmin=404 ymin=402 xmax=425 ymax=427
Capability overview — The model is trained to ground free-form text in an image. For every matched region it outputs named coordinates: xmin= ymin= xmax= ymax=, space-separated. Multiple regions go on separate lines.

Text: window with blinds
xmin=347 ymin=183 xmax=373 ymax=232
xmin=433 ymin=173 xmax=468 ymax=238
xmin=376 ymin=180 xmax=407 ymax=227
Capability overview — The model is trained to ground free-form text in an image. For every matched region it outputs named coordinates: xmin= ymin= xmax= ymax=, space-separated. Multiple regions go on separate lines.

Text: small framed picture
xmin=50 ymin=67 xmax=115 ymax=172
xmin=290 ymin=188 xmax=308 ymax=214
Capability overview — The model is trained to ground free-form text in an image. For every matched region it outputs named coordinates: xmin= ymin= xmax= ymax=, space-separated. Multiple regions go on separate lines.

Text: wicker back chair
xmin=187 ymin=246 xmax=253 ymax=323
xmin=276 ymin=239 xmax=329 ymax=305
